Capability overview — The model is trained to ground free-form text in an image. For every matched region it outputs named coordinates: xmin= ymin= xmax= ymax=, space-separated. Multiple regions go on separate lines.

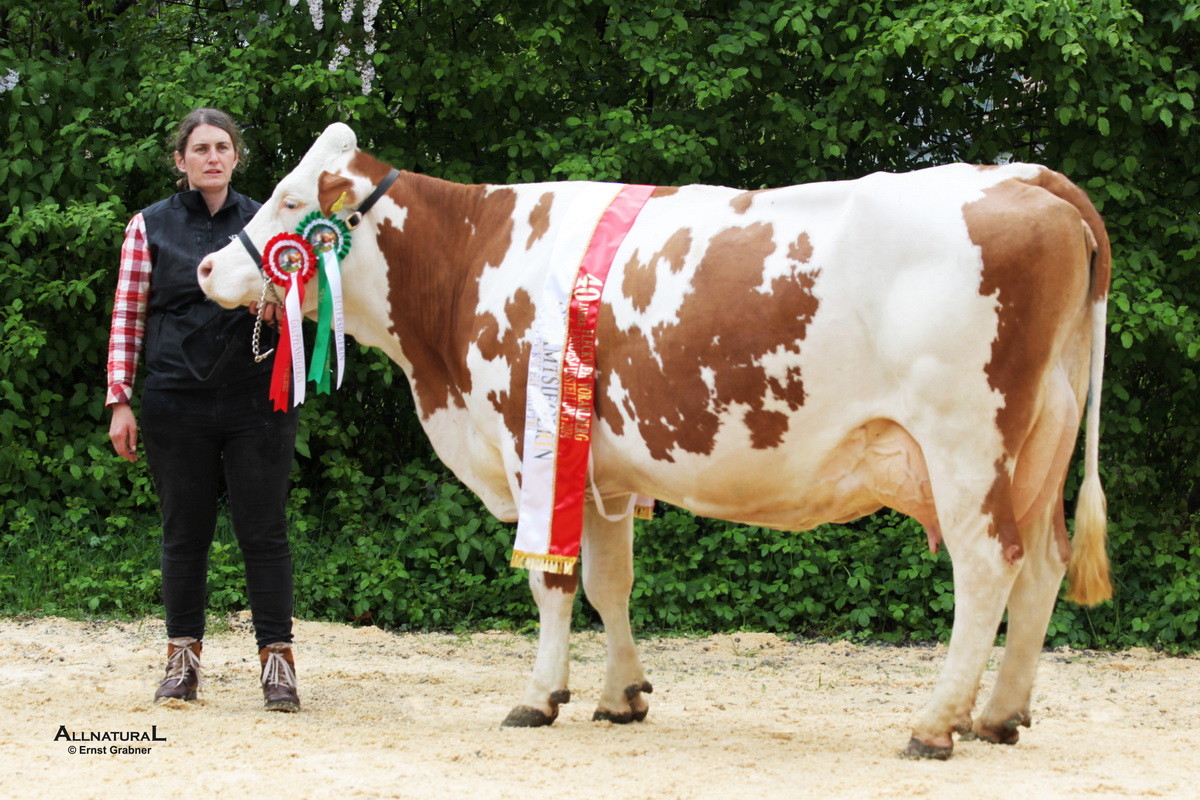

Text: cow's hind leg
xmin=904 ymin=466 xmax=1022 ymax=759
xmin=975 ymin=372 xmax=1077 ymax=744
xmin=974 ymin=503 xmax=1066 ymax=744
xmin=581 ymin=500 xmax=651 ymax=723
xmin=502 ymin=569 xmax=577 ymax=727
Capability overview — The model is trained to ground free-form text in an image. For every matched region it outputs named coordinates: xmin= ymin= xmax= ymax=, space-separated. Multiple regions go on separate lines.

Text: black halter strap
xmin=345 ymin=168 xmax=401 ymax=229
xmin=237 ymin=229 xmax=263 ymax=268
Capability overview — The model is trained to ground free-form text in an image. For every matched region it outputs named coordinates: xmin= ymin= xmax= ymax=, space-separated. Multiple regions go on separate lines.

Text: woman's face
xmin=174 ymin=123 xmax=238 ymax=194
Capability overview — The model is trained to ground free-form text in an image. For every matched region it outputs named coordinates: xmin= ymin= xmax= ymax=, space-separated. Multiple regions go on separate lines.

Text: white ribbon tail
xmin=326 ymin=251 xmax=346 ymax=388
xmin=285 ymin=274 xmax=306 ymax=406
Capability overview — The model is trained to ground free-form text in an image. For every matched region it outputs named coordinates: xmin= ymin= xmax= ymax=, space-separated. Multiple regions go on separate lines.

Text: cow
xmin=198 ymin=122 xmax=1111 ymax=759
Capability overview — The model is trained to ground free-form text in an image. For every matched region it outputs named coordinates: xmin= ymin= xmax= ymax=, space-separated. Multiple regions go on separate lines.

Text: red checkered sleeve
xmin=105 ymin=214 xmax=151 ymax=406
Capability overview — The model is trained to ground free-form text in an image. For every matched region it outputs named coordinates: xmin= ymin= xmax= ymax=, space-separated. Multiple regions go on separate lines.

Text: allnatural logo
xmin=56 ymin=725 xmax=166 ymax=754
xmin=54 ymin=725 xmax=167 ymax=742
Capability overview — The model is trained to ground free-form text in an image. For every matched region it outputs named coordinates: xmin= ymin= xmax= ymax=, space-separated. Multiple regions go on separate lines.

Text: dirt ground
xmin=1 ymin=615 xmax=1198 ymax=799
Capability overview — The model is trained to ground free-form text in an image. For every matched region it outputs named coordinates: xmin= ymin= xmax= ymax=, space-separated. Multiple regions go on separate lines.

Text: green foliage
xmin=630 ymin=510 xmax=956 ymax=640
xmin=2 ymin=0 xmax=1199 ymax=650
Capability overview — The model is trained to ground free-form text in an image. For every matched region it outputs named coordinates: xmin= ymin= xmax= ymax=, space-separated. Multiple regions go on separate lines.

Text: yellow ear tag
xmin=330 ymin=192 xmax=347 ymax=214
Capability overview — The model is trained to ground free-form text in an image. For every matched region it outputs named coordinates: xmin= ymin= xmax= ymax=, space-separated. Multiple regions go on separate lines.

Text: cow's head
xmin=198 ymin=123 xmax=394 ymax=340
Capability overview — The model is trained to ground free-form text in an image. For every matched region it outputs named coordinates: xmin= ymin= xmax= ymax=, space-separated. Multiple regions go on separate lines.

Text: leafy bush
xmin=2 ymin=1 xmax=1199 ymax=652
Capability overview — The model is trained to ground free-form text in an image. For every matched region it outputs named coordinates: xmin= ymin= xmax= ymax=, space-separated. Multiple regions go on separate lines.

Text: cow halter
xmin=235 ymin=167 xmax=401 ymax=268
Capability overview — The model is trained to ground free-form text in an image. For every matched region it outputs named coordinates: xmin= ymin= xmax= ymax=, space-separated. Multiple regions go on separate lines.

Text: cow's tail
xmin=1028 ymin=167 xmax=1113 ymax=605
xmin=1067 ymin=295 xmax=1111 ymax=605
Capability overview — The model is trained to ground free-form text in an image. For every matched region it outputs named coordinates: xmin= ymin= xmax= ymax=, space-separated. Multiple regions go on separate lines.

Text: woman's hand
xmin=109 ymin=402 xmax=139 ymax=462
xmin=248 ymin=300 xmax=284 ymax=328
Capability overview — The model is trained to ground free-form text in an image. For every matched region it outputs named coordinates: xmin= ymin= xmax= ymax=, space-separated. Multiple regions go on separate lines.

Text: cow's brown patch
xmin=982 ymin=459 xmax=1023 ymax=564
xmin=620 ymin=252 xmax=656 ymax=316
xmin=651 ymin=186 xmax=679 ymax=199
xmin=543 ymin=572 xmax=579 ymax=592
xmin=660 ymin=228 xmax=692 ymax=274
xmin=730 ymin=191 xmax=761 ymax=215
xmin=967 ymin=180 xmax=1086 ymax=457
xmin=478 ymin=290 xmax=536 ymax=454
xmin=789 ymin=232 xmax=813 ymax=264
xmin=967 ymin=178 xmax=1089 ymax=548
xmin=1018 ymin=169 xmax=1112 ymax=305
xmin=358 ymin=151 xmax=518 ymax=420
xmin=527 ymin=193 xmax=553 ymax=250
xmin=621 ymin=228 xmax=693 ymax=314
xmin=744 ymin=408 xmax=789 ymax=449
xmin=598 ymin=222 xmax=820 ymax=461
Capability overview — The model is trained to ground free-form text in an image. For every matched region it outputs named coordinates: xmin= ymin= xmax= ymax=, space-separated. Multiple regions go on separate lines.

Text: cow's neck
xmin=352 ymin=154 xmax=517 ymax=422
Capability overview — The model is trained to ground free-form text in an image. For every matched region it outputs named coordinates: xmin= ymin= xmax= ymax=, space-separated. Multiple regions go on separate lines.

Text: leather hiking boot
xmin=154 ymin=637 xmax=202 ymax=703
xmin=259 ymin=642 xmax=300 ymax=712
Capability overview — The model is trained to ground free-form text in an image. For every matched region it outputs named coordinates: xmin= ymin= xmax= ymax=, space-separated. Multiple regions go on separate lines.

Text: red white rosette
xmin=260 ymin=233 xmax=317 ymax=410
xmin=262 ymin=232 xmax=317 ymax=287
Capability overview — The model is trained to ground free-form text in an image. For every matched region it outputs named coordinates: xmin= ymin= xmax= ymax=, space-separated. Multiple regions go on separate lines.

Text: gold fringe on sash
xmin=510 ymin=551 xmax=579 ymax=575
xmin=633 ymin=502 xmax=655 ymax=520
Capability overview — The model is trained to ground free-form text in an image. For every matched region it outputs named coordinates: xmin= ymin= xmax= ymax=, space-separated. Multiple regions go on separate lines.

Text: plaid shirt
xmin=105 ymin=213 xmax=150 ymax=406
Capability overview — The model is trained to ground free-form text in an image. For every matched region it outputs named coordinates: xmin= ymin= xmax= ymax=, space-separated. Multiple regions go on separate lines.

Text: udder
xmin=824 ymin=419 xmax=943 ymax=552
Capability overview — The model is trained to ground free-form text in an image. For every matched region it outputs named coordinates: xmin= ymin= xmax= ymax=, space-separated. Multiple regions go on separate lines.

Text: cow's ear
xmin=318 ymin=172 xmax=356 ymax=217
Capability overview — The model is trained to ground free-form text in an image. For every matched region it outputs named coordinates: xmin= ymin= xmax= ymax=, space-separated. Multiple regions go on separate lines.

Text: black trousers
xmin=140 ymin=384 xmax=299 ymax=649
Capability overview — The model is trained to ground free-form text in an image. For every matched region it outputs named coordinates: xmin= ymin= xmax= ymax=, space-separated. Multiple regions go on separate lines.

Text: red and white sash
xmin=512 ymin=184 xmax=656 ymax=574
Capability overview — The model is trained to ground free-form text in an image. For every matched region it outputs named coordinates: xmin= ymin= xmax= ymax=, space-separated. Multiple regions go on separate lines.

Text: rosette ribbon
xmin=297 ymin=212 xmax=351 ymax=394
xmin=261 ymin=232 xmax=318 ymax=411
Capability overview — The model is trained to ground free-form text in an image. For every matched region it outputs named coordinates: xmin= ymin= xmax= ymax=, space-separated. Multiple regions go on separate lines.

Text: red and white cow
xmin=199 ymin=123 xmax=1111 ymax=758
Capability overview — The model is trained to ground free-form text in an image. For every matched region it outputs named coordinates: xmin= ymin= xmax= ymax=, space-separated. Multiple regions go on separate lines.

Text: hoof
xmin=593 ymin=682 xmax=653 ymax=724
xmin=901 ymin=736 xmax=953 ymax=760
xmin=624 ymin=681 xmax=653 ymax=700
xmin=974 ymin=718 xmax=1026 ymax=745
xmin=502 ymin=690 xmax=570 ymax=728
xmin=503 ymin=706 xmax=557 ymax=727
xmin=592 ymin=708 xmax=648 ymax=724
xmin=974 ymin=714 xmax=1032 ymax=743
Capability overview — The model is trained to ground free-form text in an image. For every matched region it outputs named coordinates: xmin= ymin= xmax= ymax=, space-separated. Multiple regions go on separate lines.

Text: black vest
xmin=141 ymin=188 xmax=273 ymax=391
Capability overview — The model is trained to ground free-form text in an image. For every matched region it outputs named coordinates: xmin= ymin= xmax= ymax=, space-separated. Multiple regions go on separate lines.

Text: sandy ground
xmin=1 ymin=615 xmax=1198 ymax=799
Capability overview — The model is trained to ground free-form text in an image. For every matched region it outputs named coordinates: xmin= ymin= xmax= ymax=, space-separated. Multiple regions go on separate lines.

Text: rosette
xmin=261 ymin=232 xmax=317 ymax=287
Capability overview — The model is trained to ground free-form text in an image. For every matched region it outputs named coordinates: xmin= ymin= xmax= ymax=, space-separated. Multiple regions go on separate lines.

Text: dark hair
xmin=172 ymin=107 xmax=246 ymax=191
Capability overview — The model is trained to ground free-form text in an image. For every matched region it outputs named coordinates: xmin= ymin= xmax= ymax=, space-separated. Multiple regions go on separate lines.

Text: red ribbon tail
xmin=269 ymin=319 xmax=292 ymax=412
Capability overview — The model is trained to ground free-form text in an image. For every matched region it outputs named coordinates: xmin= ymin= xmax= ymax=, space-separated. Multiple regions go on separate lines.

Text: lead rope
xmin=252 ymin=279 xmax=278 ymax=363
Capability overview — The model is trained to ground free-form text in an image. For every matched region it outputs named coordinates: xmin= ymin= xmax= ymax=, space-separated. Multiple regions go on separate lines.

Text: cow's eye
xmin=283 ymin=199 xmax=301 ymax=210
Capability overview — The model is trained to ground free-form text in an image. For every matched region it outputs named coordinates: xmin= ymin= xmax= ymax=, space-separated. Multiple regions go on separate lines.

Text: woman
xmin=106 ymin=107 xmax=301 ymax=712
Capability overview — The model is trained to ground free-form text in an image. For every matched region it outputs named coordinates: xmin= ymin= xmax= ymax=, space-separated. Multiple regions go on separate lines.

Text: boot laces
xmin=163 ymin=640 xmax=202 ymax=689
xmin=262 ymin=649 xmax=297 ymax=689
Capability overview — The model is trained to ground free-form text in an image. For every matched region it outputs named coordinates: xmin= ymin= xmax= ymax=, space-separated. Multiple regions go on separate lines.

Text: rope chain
xmin=252 ymin=280 xmax=278 ymax=363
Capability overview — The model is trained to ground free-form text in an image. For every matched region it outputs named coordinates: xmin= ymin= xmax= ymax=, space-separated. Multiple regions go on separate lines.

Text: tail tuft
xmin=1066 ymin=472 xmax=1111 ymax=605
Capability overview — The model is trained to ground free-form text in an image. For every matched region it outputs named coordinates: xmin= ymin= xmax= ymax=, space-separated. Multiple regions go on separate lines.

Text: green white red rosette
xmin=297 ymin=212 xmax=351 ymax=394
xmin=297 ymin=211 xmax=351 ymax=260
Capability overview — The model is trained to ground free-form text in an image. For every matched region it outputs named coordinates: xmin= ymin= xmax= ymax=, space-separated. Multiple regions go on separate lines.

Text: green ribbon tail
xmin=308 ymin=254 xmax=333 ymax=394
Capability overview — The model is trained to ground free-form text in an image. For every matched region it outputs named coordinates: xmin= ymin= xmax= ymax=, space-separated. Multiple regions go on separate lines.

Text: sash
xmin=512 ymin=184 xmax=656 ymax=574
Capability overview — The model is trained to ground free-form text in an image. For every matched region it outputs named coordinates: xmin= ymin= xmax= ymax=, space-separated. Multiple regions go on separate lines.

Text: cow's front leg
xmin=581 ymin=502 xmax=651 ymax=723
xmin=503 ymin=570 xmax=576 ymax=727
